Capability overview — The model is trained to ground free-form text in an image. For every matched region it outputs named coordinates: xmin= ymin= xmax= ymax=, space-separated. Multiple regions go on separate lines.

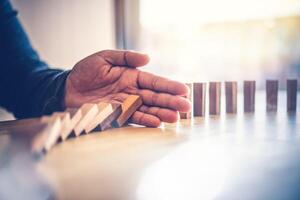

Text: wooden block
xmin=0 ymin=118 xmax=43 ymax=132
xmin=225 ymin=81 xmax=237 ymax=113
xmin=85 ymin=103 xmax=122 ymax=133
xmin=41 ymin=116 xmax=63 ymax=153
xmin=3 ymin=123 xmax=49 ymax=158
xmin=0 ymin=120 xmax=47 ymax=136
xmin=287 ymin=79 xmax=298 ymax=112
xmin=112 ymin=95 xmax=142 ymax=127
xmin=60 ymin=108 xmax=82 ymax=140
xmin=209 ymin=82 xmax=221 ymax=115
xmin=193 ymin=82 xmax=206 ymax=117
xmin=31 ymin=116 xmax=62 ymax=156
xmin=0 ymin=114 xmax=62 ymax=156
xmin=266 ymin=80 xmax=278 ymax=112
xmin=73 ymin=103 xmax=99 ymax=136
xmin=180 ymin=83 xmax=192 ymax=119
xmin=244 ymin=81 xmax=256 ymax=112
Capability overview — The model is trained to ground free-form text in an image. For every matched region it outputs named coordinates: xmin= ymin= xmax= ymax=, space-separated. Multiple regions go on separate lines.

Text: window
xmin=121 ymin=0 xmax=300 ymax=88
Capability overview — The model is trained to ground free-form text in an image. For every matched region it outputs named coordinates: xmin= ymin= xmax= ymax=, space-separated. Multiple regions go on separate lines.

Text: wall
xmin=0 ymin=0 xmax=116 ymax=120
xmin=11 ymin=0 xmax=116 ymax=68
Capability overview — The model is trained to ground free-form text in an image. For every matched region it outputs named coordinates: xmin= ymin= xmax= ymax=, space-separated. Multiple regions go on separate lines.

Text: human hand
xmin=64 ymin=50 xmax=191 ymax=127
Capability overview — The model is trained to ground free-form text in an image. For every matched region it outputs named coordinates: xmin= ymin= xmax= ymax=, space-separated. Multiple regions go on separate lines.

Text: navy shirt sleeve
xmin=0 ymin=0 xmax=70 ymax=118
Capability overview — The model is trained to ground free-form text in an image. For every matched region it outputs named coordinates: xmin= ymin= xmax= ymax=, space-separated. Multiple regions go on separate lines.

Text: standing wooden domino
xmin=85 ymin=103 xmax=122 ymax=133
xmin=193 ymin=82 xmax=206 ymax=117
xmin=73 ymin=103 xmax=99 ymax=136
xmin=209 ymin=82 xmax=221 ymax=115
xmin=244 ymin=81 xmax=256 ymax=112
xmin=112 ymin=95 xmax=142 ymax=127
xmin=180 ymin=83 xmax=192 ymax=119
xmin=266 ymin=80 xmax=278 ymax=112
xmin=287 ymin=79 xmax=298 ymax=112
xmin=225 ymin=81 xmax=237 ymax=113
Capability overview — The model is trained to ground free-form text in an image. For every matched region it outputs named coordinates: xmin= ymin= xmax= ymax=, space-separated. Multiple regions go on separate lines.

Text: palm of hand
xmin=64 ymin=50 xmax=191 ymax=127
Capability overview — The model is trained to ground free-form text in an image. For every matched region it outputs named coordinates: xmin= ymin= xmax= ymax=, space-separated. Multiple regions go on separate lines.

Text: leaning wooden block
xmin=266 ymin=80 xmax=278 ymax=112
xmin=31 ymin=116 xmax=62 ymax=156
xmin=73 ymin=103 xmax=99 ymax=136
xmin=244 ymin=81 xmax=256 ymax=112
xmin=193 ymin=82 xmax=206 ymax=117
xmin=112 ymin=95 xmax=142 ymax=127
xmin=41 ymin=112 xmax=70 ymax=127
xmin=225 ymin=81 xmax=237 ymax=113
xmin=0 ymin=114 xmax=62 ymax=156
xmin=209 ymin=82 xmax=221 ymax=115
xmin=85 ymin=103 xmax=122 ymax=133
xmin=287 ymin=79 xmax=298 ymax=112
xmin=180 ymin=83 xmax=192 ymax=119
xmin=60 ymin=108 xmax=82 ymax=141
xmin=3 ymin=122 xmax=49 ymax=158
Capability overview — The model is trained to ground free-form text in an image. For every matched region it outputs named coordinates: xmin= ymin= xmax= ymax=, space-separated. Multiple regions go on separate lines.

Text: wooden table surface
xmin=1 ymin=91 xmax=300 ymax=200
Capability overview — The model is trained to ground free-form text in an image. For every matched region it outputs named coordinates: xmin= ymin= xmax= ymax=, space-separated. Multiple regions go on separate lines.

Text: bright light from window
xmin=137 ymin=0 xmax=300 ymax=86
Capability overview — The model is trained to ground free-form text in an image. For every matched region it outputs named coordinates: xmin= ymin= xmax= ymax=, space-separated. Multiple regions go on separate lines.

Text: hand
xmin=64 ymin=50 xmax=191 ymax=127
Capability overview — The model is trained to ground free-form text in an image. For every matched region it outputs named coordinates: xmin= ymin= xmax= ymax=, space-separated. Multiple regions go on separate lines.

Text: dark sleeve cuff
xmin=41 ymin=70 xmax=71 ymax=115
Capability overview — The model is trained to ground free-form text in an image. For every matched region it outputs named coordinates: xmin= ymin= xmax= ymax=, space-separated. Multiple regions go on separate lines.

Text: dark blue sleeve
xmin=0 ymin=0 xmax=70 ymax=118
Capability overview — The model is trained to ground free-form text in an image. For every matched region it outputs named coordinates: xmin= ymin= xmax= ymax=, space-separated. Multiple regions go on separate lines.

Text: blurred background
xmin=0 ymin=0 xmax=300 ymax=119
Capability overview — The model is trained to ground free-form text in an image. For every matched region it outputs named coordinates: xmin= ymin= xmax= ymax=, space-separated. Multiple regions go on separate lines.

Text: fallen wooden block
xmin=225 ymin=81 xmax=237 ymax=113
xmin=244 ymin=81 xmax=256 ymax=112
xmin=266 ymin=80 xmax=278 ymax=112
xmin=73 ymin=103 xmax=99 ymax=136
xmin=112 ymin=95 xmax=142 ymax=127
xmin=85 ymin=103 xmax=122 ymax=133
xmin=180 ymin=83 xmax=192 ymax=119
xmin=0 ymin=118 xmax=43 ymax=132
xmin=287 ymin=79 xmax=298 ymax=112
xmin=209 ymin=82 xmax=221 ymax=115
xmin=193 ymin=82 xmax=206 ymax=117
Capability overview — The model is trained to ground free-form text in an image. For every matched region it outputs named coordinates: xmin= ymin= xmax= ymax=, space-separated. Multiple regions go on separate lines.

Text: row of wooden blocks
xmin=180 ymin=79 xmax=298 ymax=118
xmin=0 ymin=95 xmax=142 ymax=156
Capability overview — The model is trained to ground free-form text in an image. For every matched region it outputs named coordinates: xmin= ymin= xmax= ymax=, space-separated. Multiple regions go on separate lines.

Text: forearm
xmin=0 ymin=0 xmax=69 ymax=118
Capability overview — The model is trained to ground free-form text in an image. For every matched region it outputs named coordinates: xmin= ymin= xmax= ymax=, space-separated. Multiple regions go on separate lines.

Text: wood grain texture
xmin=244 ymin=81 xmax=256 ymax=112
xmin=287 ymin=79 xmax=297 ymax=112
xmin=193 ymin=82 xmax=206 ymax=117
xmin=209 ymin=82 xmax=221 ymax=115
xmin=3 ymin=91 xmax=300 ymax=200
xmin=225 ymin=81 xmax=237 ymax=113
xmin=73 ymin=103 xmax=98 ymax=136
xmin=266 ymin=80 xmax=278 ymax=112
xmin=112 ymin=95 xmax=142 ymax=127
xmin=180 ymin=83 xmax=192 ymax=119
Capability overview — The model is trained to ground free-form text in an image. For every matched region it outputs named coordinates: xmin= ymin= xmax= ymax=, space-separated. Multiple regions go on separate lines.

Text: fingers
xmin=97 ymin=50 xmax=150 ymax=67
xmin=129 ymin=111 xmax=161 ymax=127
xmin=139 ymin=105 xmax=178 ymax=123
xmin=137 ymin=89 xmax=191 ymax=112
xmin=137 ymin=71 xmax=188 ymax=96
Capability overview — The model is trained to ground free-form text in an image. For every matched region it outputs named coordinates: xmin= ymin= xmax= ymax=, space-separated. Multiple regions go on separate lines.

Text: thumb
xmin=96 ymin=50 xmax=150 ymax=67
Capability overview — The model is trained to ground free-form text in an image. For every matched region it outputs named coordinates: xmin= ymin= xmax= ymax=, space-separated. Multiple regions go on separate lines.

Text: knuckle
xmin=151 ymin=93 xmax=160 ymax=105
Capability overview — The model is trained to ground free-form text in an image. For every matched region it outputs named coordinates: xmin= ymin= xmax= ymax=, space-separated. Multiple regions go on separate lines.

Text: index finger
xmin=137 ymin=71 xmax=189 ymax=96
